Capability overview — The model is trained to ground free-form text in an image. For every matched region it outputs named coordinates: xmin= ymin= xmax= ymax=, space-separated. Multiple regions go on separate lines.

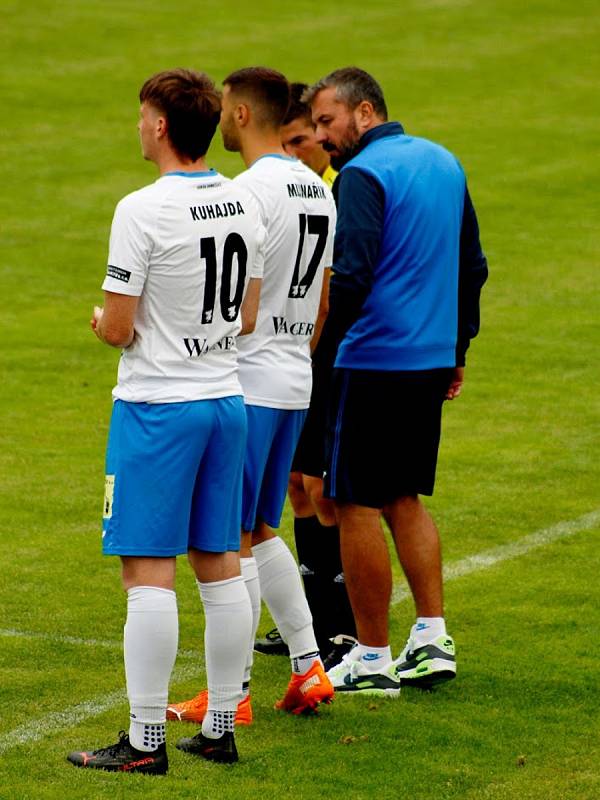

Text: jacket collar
xmin=357 ymin=121 xmax=405 ymax=154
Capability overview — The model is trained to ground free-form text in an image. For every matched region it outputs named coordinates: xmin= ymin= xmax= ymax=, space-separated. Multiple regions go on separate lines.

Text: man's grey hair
xmin=302 ymin=67 xmax=388 ymax=120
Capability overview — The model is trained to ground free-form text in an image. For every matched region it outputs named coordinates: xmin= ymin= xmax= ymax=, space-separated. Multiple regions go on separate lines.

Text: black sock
xmin=320 ymin=523 xmax=357 ymax=642
xmin=294 ymin=516 xmax=356 ymax=651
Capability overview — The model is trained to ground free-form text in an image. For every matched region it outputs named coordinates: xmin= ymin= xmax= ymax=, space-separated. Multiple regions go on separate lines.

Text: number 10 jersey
xmin=102 ymin=170 xmax=265 ymax=403
xmin=234 ymin=156 xmax=337 ymax=410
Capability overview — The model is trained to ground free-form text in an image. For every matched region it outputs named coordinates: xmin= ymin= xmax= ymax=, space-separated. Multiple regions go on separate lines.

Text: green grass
xmin=1 ymin=0 xmax=599 ymax=798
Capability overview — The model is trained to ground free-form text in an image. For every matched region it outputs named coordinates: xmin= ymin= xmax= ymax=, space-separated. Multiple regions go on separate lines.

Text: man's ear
xmin=156 ymin=114 xmax=168 ymax=140
xmin=353 ymin=100 xmax=378 ymax=135
xmin=356 ymin=100 xmax=375 ymax=125
xmin=236 ymin=102 xmax=250 ymax=128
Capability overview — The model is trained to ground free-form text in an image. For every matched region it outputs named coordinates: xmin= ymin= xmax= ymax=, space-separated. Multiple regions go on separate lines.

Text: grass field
xmin=1 ymin=0 xmax=599 ymax=798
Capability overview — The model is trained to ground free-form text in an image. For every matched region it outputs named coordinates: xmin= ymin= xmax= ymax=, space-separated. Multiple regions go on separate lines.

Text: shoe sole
xmin=166 ymin=709 xmax=252 ymax=725
xmin=67 ymin=759 xmax=168 ymax=775
xmin=175 ymin=742 xmax=238 ymax=764
xmin=396 ymin=657 xmax=456 ymax=688
xmin=274 ymin=695 xmax=334 ymax=714
xmin=201 ymin=750 xmax=238 ymax=764
xmin=189 ymin=748 xmax=238 ymax=764
xmin=334 ymin=686 xmax=401 ymax=697
xmin=253 ymin=645 xmax=289 ymax=655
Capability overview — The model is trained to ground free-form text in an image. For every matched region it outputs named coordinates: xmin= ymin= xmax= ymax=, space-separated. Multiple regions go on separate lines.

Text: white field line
xmin=0 ymin=661 xmax=202 ymax=756
xmin=1 ymin=508 xmax=598 ymax=754
xmin=391 ymin=508 xmax=600 ymax=605
xmin=0 ymin=628 xmax=199 ymax=661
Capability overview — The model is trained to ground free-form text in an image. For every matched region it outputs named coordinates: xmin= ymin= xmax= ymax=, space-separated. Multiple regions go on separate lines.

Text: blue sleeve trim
xmin=163 ymin=169 xmax=217 ymax=177
xmin=250 ymin=153 xmax=297 ymax=166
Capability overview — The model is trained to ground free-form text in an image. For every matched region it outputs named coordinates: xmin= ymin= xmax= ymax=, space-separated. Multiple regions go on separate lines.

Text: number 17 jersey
xmin=234 ymin=156 xmax=337 ymax=410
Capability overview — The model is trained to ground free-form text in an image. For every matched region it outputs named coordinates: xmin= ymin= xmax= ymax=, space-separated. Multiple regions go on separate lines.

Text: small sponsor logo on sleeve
xmin=106 ymin=265 xmax=131 ymax=283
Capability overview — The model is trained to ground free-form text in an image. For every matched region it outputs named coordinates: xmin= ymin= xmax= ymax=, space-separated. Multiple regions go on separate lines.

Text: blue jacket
xmin=319 ymin=122 xmax=487 ymax=371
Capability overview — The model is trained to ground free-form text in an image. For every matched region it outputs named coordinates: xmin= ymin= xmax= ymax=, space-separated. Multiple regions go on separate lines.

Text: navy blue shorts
xmin=323 ymin=368 xmax=452 ymax=508
xmin=291 ymin=355 xmax=331 ymax=478
xmin=103 ymin=397 xmax=246 ymax=556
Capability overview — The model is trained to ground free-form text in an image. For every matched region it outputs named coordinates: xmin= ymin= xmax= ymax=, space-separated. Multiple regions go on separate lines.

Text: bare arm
xmin=239 ymin=278 xmax=262 ymax=336
xmin=91 ymin=291 xmax=138 ymax=348
xmin=310 ymin=267 xmax=331 ymax=353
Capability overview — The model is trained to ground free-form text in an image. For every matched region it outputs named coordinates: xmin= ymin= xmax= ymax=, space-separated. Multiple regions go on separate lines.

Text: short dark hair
xmin=282 ymin=82 xmax=312 ymax=126
xmin=303 ymin=67 xmax=388 ymax=120
xmin=223 ymin=67 xmax=290 ymax=129
xmin=139 ymin=68 xmax=221 ymax=161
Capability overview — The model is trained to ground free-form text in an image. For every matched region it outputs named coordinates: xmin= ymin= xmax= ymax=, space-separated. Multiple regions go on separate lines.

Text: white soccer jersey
xmin=102 ymin=170 xmax=265 ymax=403
xmin=234 ymin=156 xmax=336 ymax=409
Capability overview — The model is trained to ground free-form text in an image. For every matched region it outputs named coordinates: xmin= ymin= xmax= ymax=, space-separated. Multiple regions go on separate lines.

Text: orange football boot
xmin=167 ymin=690 xmax=252 ymax=725
xmin=274 ymin=661 xmax=334 ymax=714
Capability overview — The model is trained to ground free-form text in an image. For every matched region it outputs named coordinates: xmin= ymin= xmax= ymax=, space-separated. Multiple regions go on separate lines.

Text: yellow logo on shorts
xmin=104 ymin=474 xmax=115 ymax=519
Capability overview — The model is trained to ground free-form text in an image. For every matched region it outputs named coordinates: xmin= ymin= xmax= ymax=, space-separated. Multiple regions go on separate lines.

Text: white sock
xmin=198 ymin=576 xmax=252 ymax=739
xmin=414 ymin=617 xmax=446 ymax=645
xmin=292 ymin=652 xmax=321 ymax=676
xmin=202 ymin=709 xmax=236 ymax=739
xmin=253 ymin=537 xmax=318 ymax=660
xmin=124 ymin=586 xmax=178 ymax=752
xmin=240 ymin=557 xmax=261 ymax=685
xmin=355 ymin=642 xmax=392 ymax=672
xmin=129 ymin=721 xmax=165 ymax=752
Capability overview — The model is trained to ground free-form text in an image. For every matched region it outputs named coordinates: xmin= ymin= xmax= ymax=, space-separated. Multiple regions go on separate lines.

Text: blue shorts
xmin=242 ymin=406 xmax=307 ymax=532
xmin=103 ymin=397 xmax=246 ymax=556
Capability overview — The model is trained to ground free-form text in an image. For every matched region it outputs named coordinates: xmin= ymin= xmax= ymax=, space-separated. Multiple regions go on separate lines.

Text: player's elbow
xmin=239 ymin=311 xmax=257 ymax=336
xmin=239 ymin=279 xmax=261 ymax=336
xmin=101 ymin=323 xmax=134 ymax=348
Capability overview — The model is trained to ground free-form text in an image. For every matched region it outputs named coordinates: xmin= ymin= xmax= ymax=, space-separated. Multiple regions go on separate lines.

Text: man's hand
xmin=445 ymin=367 xmax=464 ymax=400
xmin=91 ymin=306 xmax=104 ymax=341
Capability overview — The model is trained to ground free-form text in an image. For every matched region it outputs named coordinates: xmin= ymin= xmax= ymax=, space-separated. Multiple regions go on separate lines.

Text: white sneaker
xmin=394 ymin=627 xmax=456 ymax=687
xmin=326 ymin=647 xmax=401 ymax=696
xmin=326 ymin=646 xmax=361 ymax=688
